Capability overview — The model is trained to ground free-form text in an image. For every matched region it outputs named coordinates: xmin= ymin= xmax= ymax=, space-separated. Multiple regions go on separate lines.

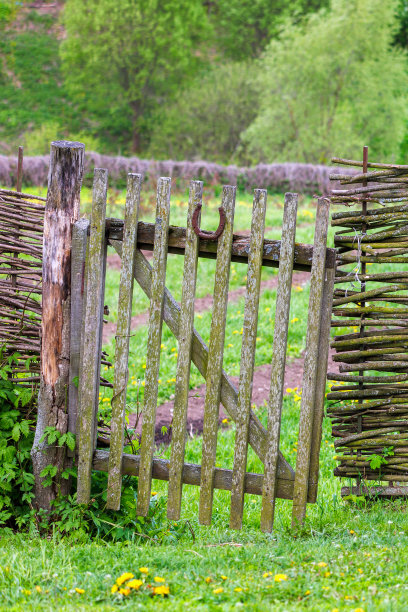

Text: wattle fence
xmin=0 ymin=152 xmax=355 ymax=195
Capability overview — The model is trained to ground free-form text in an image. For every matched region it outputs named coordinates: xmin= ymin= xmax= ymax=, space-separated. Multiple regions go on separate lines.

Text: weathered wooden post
xmin=31 ymin=140 xmax=85 ymax=511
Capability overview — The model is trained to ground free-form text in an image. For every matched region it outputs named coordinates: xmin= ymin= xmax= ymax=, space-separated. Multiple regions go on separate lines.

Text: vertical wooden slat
xmin=307 ymin=265 xmax=335 ymax=503
xmin=229 ymin=189 xmax=267 ymax=530
xmin=16 ymin=146 xmax=23 ymax=193
xmin=106 ymin=174 xmax=141 ymax=510
xmin=137 ymin=177 xmax=171 ymax=516
xmin=77 ymin=168 xmax=108 ymax=504
xmin=199 ymin=185 xmax=236 ymax=525
xmin=167 ymin=180 xmax=203 ymax=520
xmin=292 ymin=197 xmax=330 ymax=527
xmin=259 ymin=193 xmax=298 ymax=532
xmin=68 ymin=218 xmax=89 ymax=456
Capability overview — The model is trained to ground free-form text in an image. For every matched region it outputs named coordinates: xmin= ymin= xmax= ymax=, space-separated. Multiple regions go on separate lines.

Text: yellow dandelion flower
xmin=116 ymin=572 xmax=134 ymax=586
xmin=265 ymin=307 xmax=270 ymax=312
xmin=139 ymin=567 xmax=149 ymax=574
xmin=142 ymin=364 xmax=146 ymax=369
xmin=324 ymin=571 xmax=331 ymax=578
xmin=127 ymin=579 xmax=143 ymax=590
xmin=160 ymin=344 xmax=165 ymax=349
xmin=213 ymin=587 xmax=224 ymax=594
xmin=227 ymin=343 xmax=233 ymax=348
xmin=222 ymin=418 xmax=228 ymax=424
xmin=102 ymin=398 xmax=110 ymax=403
xmin=305 ymin=590 xmax=311 ymax=595
xmin=75 ymin=588 xmax=85 ymax=594
xmin=22 ymin=589 xmax=31 ymax=596
xmin=196 ymin=314 xmax=202 ymax=319
xmin=295 ymin=286 xmax=303 ymax=292
xmin=154 ymin=577 xmax=165 ymax=583
xmin=354 ymin=608 xmax=365 ymax=612
xmin=234 ymin=587 xmax=243 ymax=592
xmin=291 ymin=317 xmax=299 ymax=323
xmin=119 ymin=587 xmax=131 ymax=596
xmin=35 ymin=586 xmax=42 ymax=593
xmin=274 ymin=574 xmax=288 ymax=582
xmin=233 ymin=330 xmax=239 ymax=334
xmin=357 ymin=568 xmax=363 ymax=574
xmin=111 ymin=584 xmax=118 ymax=593
xmin=151 ymin=491 xmax=158 ymax=496
xmin=317 ymin=562 xmax=327 ymax=567
xmin=153 ymin=585 xmax=170 ymax=596
xmin=221 ymin=575 xmax=227 ymax=580
xmin=171 ymin=347 xmax=176 ymax=352
xmin=205 ymin=577 xmax=212 ymax=583
xmin=262 ymin=572 xmax=270 ymax=578
xmin=332 ymin=609 xmax=339 ymax=612
xmin=350 ymin=529 xmax=355 ymax=534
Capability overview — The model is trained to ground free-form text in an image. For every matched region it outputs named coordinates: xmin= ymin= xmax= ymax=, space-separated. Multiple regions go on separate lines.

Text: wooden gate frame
xmin=73 ymin=170 xmax=336 ymax=531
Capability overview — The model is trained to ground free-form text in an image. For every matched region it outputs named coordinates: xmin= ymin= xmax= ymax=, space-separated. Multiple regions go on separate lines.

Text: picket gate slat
xmin=106 ymin=173 xmax=141 ymax=510
xmin=260 ymin=192 xmax=298 ymax=532
xmin=136 ymin=177 xmax=171 ymax=516
xmin=77 ymin=168 xmax=108 ymax=504
xmin=167 ymin=180 xmax=203 ymax=520
xmin=292 ymin=197 xmax=330 ymax=527
xmin=199 ymin=185 xmax=236 ymax=525
xmin=229 ymin=189 xmax=267 ymax=530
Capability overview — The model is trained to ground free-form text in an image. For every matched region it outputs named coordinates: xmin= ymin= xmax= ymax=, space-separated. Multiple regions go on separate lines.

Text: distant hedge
xmin=0 ymin=152 xmax=355 ymax=194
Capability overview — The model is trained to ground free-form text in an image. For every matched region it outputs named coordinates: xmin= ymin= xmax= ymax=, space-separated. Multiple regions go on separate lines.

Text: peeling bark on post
xmin=31 ymin=141 xmax=85 ymax=511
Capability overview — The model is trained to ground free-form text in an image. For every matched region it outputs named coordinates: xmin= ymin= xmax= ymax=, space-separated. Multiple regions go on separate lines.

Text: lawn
xmin=1 ymin=186 xmax=406 ymax=611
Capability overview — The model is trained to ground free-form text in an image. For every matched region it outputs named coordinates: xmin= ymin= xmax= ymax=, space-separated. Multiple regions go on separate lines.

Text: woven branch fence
xmin=327 ymin=151 xmax=408 ymax=496
xmin=0 ymin=188 xmax=45 ymax=386
xmin=0 ymin=153 xmax=356 ymax=195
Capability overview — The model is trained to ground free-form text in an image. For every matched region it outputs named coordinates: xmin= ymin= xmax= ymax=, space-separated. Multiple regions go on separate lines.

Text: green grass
xmin=2 ymin=190 xmax=407 ymax=610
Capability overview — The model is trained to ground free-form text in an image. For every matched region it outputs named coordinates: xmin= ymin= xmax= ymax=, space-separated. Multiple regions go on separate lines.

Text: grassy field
xmin=1 ymin=187 xmax=406 ymax=611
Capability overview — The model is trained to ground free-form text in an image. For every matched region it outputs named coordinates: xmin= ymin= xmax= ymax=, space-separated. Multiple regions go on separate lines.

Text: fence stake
xmin=31 ymin=140 xmax=84 ymax=511
xmin=167 ymin=180 xmax=203 ymax=520
xmin=68 ymin=218 xmax=89 ymax=455
xmin=199 ymin=185 xmax=236 ymax=525
xmin=230 ymin=189 xmax=267 ymax=530
xmin=292 ymin=197 xmax=330 ymax=527
xmin=137 ymin=177 xmax=171 ymax=516
xmin=77 ymin=168 xmax=108 ymax=504
xmin=107 ymin=174 xmax=141 ymax=510
xmin=260 ymin=193 xmax=298 ymax=532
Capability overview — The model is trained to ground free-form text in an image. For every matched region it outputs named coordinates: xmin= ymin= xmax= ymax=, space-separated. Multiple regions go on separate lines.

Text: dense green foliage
xmin=243 ymin=0 xmax=408 ymax=164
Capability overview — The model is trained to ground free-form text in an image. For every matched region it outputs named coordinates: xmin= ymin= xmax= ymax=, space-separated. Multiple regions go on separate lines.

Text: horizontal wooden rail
xmin=106 ymin=219 xmax=336 ymax=271
xmin=93 ymin=449 xmax=315 ymax=502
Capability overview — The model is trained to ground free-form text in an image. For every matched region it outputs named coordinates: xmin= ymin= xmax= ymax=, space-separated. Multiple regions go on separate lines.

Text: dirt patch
xmin=129 ymin=347 xmax=339 ymax=445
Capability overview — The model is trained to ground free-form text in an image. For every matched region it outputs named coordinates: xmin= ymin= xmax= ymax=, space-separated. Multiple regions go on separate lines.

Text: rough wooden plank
xmin=292 ymin=197 xmax=330 ymax=527
xmin=110 ymin=241 xmax=295 ymax=485
xmin=106 ymin=174 xmax=142 ymax=510
xmin=31 ymin=141 xmax=84 ymax=511
xmin=307 ymin=265 xmax=335 ymax=503
xmin=260 ymin=192 xmax=298 ymax=533
xmin=229 ymin=189 xmax=267 ymax=530
xmin=107 ymin=220 xmax=337 ymax=271
xmin=199 ymin=185 xmax=236 ymax=525
xmin=93 ymin=450 xmax=302 ymax=499
xmin=167 ymin=180 xmax=202 ymax=520
xmin=77 ymin=168 xmax=108 ymax=505
xmin=68 ymin=218 xmax=89 ymax=456
xmin=137 ymin=177 xmax=171 ymax=516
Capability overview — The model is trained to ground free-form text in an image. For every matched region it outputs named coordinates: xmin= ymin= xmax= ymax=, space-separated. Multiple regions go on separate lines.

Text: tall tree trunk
xmin=31 ymin=141 xmax=85 ymax=511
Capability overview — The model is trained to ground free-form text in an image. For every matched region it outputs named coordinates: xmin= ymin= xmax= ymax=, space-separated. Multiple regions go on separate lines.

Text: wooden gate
xmin=74 ymin=170 xmax=336 ymax=531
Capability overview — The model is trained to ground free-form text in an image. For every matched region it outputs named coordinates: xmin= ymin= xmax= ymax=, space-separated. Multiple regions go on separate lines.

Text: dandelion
xmin=213 ymin=587 xmax=224 ymax=594
xmin=233 ymin=330 xmax=239 ymax=335
xmin=142 ymin=364 xmax=146 ymax=369
xmin=227 ymin=343 xmax=233 ymax=348
xmin=127 ymin=579 xmax=143 ymax=590
xmin=171 ymin=347 xmax=176 ymax=352
xmin=154 ymin=577 xmax=165 ymax=583
xmin=234 ymin=587 xmax=243 ymax=592
xmin=350 ymin=530 xmax=355 ymax=534
xmin=274 ymin=574 xmax=288 ymax=582
xmin=295 ymin=286 xmax=303 ymax=292
xmin=221 ymin=575 xmax=228 ymax=580
xmin=262 ymin=572 xmax=270 ymax=578
xmin=222 ymin=418 xmax=228 ymax=424
xmin=305 ymin=590 xmax=311 ymax=595
xmin=357 ymin=568 xmax=363 ymax=574
xmin=153 ymin=585 xmax=170 ymax=596
xmin=102 ymin=398 xmax=110 ymax=403
xmin=111 ymin=585 xmax=118 ymax=593
xmin=291 ymin=317 xmax=299 ymax=323
xmin=139 ymin=567 xmax=149 ymax=574
xmin=265 ymin=307 xmax=270 ymax=312
xmin=22 ymin=589 xmax=31 ymax=596
xmin=205 ymin=577 xmax=212 ymax=583
xmin=151 ymin=491 xmax=158 ymax=496
xmin=324 ymin=571 xmax=331 ymax=578
xmin=160 ymin=344 xmax=165 ymax=349
xmin=119 ymin=588 xmax=131 ymax=596
xmin=196 ymin=314 xmax=203 ymax=319
xmin=75 ymin=588 xmax=85 ymax=594
xmin=35 ymin=586 xmax=42 ymax=593
xmin=116 ymin=572 xmax=134 ymax=585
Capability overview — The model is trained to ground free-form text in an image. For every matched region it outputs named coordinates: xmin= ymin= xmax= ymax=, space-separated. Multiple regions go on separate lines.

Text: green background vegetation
xmin=1 ymin=0 xmax=408 ymax=164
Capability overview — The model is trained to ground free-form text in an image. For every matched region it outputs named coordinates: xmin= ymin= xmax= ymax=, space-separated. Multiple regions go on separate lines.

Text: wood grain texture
xmin=292 ymin=197 xmax=330 ymax=527
xmin=229 ymin=189 xmax=267 ymax=530
xmin=260 ymin=193 xmax=298 ymax=532
xmin=32 ymin=141 xmax=84 ymax=511
xmin=137 ymin=178 xmax=171 ymax=516
xmin=167 ymin=181 xmax=202 ymax=520
xmin=199 ymin=185 xmax=236 ymax=525
xmin=77 ymin=168 xmax=108 ymax=504
xmin=107 ymin=174 xmax=141 ymax=510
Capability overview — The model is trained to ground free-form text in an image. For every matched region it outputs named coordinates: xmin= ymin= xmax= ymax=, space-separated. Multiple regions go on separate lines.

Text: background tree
xmin=60 ymin=0 xmax=211 ymax=153
xmin=242 ymin=0 xmax=408 ymax=164
xmin=149 ymin=62 xmax=258 ymax=162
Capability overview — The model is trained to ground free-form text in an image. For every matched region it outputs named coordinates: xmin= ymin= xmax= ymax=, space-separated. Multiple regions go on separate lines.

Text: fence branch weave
xmin=327 ymin=156 xmax=408 ymax=489
xmin=0 ymin=188 xmax=45 ymax=385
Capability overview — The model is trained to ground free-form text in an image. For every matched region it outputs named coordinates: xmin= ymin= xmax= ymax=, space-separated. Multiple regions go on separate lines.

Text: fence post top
xmin=51 ymin=140 xmax=85 ymax=150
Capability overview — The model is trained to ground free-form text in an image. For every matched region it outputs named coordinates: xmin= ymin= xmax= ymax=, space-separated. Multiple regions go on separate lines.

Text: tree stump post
xmin=31 ymin=140 xmax=85 ymax=511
